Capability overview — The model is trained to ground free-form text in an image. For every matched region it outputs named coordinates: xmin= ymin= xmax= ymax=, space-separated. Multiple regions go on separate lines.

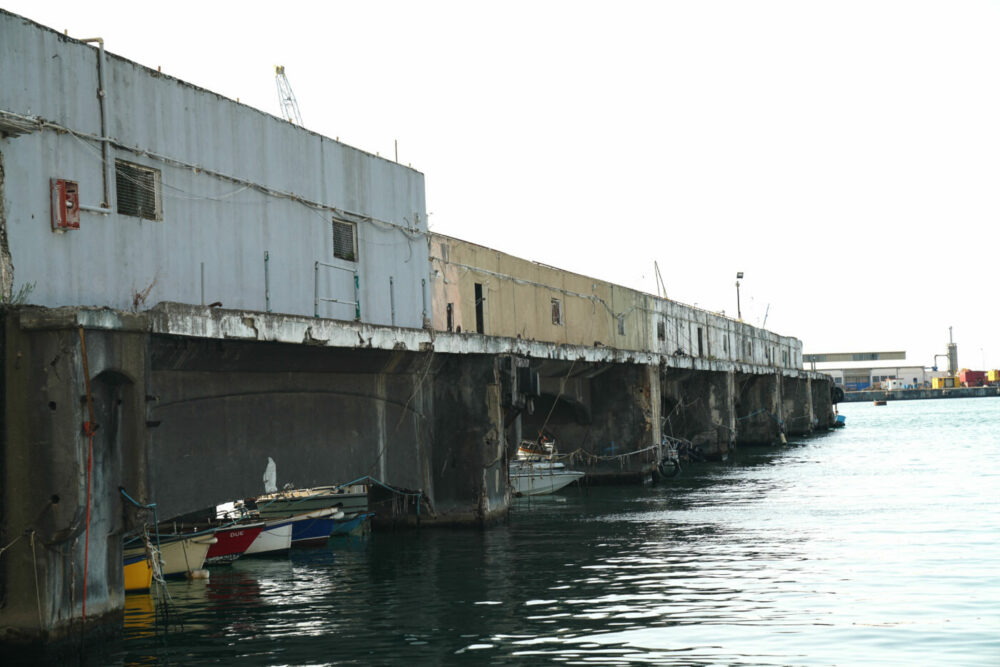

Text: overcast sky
xmin=5 ymin=0 xmax=999 ymax=370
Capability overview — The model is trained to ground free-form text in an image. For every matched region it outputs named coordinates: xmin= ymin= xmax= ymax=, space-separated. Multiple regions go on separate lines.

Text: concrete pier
xmin=1 ymin=302 xmax=837 ymax=647
xmin=0 ymin=9 xmax=838 ymax=650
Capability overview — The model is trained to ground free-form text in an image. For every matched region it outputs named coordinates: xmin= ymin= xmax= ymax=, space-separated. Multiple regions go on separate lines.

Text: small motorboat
xmin=511 ymin=435 xmax=585 ymax=496
xmin=509 ymin=460 xmax=584 ymax=496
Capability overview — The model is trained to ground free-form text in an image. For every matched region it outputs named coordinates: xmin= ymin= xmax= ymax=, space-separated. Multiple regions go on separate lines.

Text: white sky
xmin=5 ymin=0 xmax=999 ymax=370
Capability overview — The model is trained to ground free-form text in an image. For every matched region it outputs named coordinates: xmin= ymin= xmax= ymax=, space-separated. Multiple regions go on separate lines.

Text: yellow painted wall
xmin=429 ymin=233 xmax=802 ymax=367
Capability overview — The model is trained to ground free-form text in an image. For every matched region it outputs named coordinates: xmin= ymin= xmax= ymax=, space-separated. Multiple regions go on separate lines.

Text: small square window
xmin=333 ymin=220 xmax=357 ymax=261
xmin=551 ymin=298 xmax=563 ymax=325
xmin=115 ymin=159 xmax=162 ymax=220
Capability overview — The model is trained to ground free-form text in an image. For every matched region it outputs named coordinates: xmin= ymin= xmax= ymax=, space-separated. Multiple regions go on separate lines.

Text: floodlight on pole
xmin=736 ymin=272 xmax=744 ymax=321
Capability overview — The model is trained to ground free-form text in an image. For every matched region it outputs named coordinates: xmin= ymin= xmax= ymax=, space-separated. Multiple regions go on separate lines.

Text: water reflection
xmin=113 ymin=399 xmax=1000 ymax=665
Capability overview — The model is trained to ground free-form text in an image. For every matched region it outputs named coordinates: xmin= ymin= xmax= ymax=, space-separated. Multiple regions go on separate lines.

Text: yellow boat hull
xmin=124 ymin=555 xmax=153 ymax=592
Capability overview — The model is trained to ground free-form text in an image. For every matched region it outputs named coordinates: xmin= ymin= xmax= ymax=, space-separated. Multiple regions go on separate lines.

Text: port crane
xmin=275 ymin=65 xmax=303 ymax=126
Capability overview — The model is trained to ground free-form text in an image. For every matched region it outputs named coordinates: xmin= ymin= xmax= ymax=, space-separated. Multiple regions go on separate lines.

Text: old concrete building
xmin=0 ymin=9 xmax=836 ymax=651
xmin=430 ymin=233 xmax=802 ymax=367
xmin=0 ymin=11 xmax=429 ymax=325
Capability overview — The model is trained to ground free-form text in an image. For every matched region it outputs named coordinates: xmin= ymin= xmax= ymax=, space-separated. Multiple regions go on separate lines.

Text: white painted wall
xmin=0 ymin=11 xmax=428 ymax=327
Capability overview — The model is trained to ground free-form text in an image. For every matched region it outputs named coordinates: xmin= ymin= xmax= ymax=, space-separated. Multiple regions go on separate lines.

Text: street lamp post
xmin=735 ymin=272 xmax=743 ymax=321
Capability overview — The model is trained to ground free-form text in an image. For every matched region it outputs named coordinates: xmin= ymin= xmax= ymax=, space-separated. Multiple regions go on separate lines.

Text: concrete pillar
xmin=735 ymin=371 xmax=780 ymax=445
xmin=660 ymin=367 xmax=735 ymax=460
xmin=1 ymin=309 xmax=149 ymax=649
xmin=810 ymin=375 xmax=835 ymax=429
xmin=429 ymin=354 xmax=508 ymax=525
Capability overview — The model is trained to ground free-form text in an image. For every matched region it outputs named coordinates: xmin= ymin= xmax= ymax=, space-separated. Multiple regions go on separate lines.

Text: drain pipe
xmin=80 ymin=37 xmax=112 ymax=210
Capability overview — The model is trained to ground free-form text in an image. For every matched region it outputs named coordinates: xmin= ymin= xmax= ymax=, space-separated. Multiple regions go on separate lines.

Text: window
xmin=474 ymin=283 xmax=485 ymax=334
xmin=657 ymin=320 xmax=665 ymax=341
xmin=617 ymin=314 xmax=625 ymax=336
xmin=551 ymin=298 xmax=563 ymax=326
xmin=446 ymin=303 xmax=454 ymax=332
xmin=333 ymin=220 xmax=357 ymax=261
xmin=115 ymin=159 xmax=161 ymax=220
xmin=697 ymin=327 xmax=704 ymax=357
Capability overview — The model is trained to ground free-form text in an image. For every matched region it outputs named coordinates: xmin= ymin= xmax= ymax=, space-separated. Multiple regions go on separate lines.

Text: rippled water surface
xmin=115 ymin=397 xmax=1000 ymax=665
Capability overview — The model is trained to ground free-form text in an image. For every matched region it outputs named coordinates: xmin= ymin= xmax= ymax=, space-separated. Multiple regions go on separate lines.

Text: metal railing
xmin=314 ymin=261 xmax=360 ymax=320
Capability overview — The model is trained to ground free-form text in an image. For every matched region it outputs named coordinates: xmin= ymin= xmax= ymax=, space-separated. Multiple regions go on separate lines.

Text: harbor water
xmin=112 ymin=397 xmax=999 ymax=665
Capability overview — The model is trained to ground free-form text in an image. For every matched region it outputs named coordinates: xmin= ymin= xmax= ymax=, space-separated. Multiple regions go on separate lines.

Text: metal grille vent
xmin=115 ymin=160 xmax=161 ymax=220
xmin=333 ymin=220 xmax=357 ymax=261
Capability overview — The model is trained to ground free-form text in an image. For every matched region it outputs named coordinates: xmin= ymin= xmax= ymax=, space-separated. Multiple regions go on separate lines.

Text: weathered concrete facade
xmin=0 ymin=11 xmax=429 ymax=326
xmin=430 ymin=233 xmax=803 ymax=367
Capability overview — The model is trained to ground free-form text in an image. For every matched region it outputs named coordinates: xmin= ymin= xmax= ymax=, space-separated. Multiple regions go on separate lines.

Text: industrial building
xmin=0 ymin=9 xmax=835 ymax=650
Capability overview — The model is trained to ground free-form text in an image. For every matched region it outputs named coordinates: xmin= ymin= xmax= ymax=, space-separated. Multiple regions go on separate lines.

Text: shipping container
xmin=958 ymin=369 xmax=988 ymax=387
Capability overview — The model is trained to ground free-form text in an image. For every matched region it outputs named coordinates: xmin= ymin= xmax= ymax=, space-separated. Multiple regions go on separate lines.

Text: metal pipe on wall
xmin=389 ymin=277 xmax=395 ymax=326
xmin=80 ymin=38 xmax=112 ymax=209
xmin=264 ymin=251 xmax=271 ymax=312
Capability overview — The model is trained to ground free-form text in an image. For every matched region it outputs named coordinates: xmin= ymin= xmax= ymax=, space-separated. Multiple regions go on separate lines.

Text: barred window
xmin=551 ymin=298 xmax=563 ymax=325
xmin=115 ymin=160 xmax=161 ymax=220
xmin=333 ymin=220 xmax=357 ymax=261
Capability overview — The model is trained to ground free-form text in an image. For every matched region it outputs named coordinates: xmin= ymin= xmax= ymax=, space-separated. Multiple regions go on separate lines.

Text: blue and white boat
xmin=288 ymin=507 xmax=344 ymax=547
xmin=330 ymin=512 xmax=374 ymax=536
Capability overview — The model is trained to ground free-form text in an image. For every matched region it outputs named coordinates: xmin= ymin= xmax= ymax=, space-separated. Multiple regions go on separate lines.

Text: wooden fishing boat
xmin=288 ymin=507 xmax=344 ymax=547
xmin=123 ymin=553 xmax=152 ymax=592
xmin=242 ymin=518 xmax=293 ymax=557
xmin=252 ymin=484 xmax=368 ymax=520
xmin=330 ymin=512 xmax=374 ymax=536
xmin=204 ymin=522 xmax=265 ymax=564
xmin=125 ymin=534 xmax=217 ymax=578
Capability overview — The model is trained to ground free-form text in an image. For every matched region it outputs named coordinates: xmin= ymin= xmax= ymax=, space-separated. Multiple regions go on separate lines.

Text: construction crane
xmin=275 ymin=65 xmax=303 ymax=126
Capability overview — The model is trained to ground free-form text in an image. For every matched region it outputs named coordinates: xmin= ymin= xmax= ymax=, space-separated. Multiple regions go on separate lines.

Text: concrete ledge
xmin=12 ymin=302 xmax=828 ymax=382
xmin=144 ymin=302 xmax=826 ymax=380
